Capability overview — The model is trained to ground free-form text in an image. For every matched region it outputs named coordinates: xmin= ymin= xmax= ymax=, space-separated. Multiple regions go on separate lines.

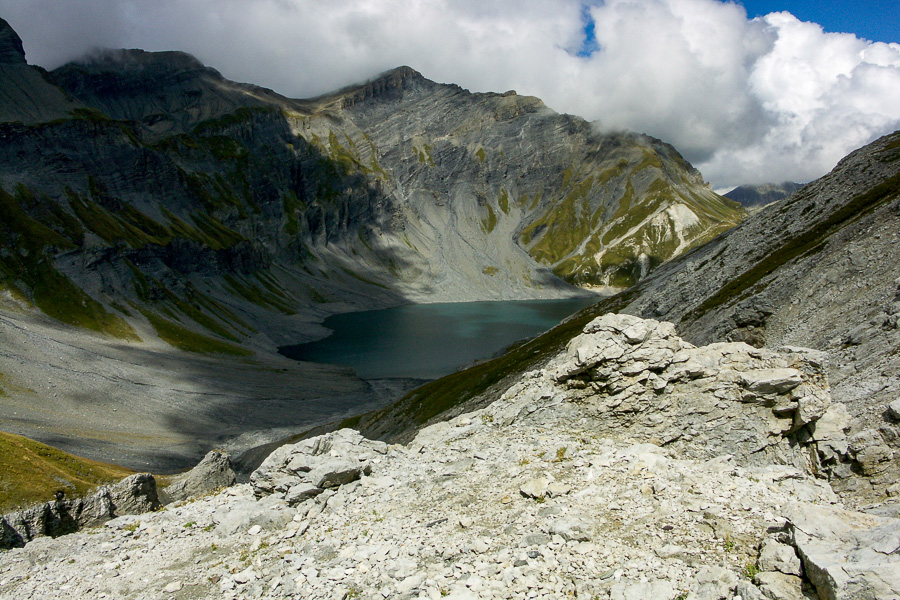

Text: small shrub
xmin=743 ymin=562 xmax=760 ymax=579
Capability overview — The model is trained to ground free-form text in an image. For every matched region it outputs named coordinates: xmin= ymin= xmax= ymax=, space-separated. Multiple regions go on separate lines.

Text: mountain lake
xmin=279 ymin=297 xmax=600 ymax=380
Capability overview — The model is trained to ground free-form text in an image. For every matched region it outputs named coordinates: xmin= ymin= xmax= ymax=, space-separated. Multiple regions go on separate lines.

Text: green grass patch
xmin=282 ymin=191 xmax=304 ymax=235
xmin=202 ymin=135 xmax=247 ymax=161
xmin=191 ymin=107 xmax=270 ymax=136
xmin=498 ymin=188 xmax=510 ymax=214
xmin=482 ymin=204 xmax=498 ymax=234
xmin=29 ymin=262 xmax=139 ymax=340
xmin=224 ymin=274 xmax=295 ymax=313
xmin=520 ymin=177 xmax=595 ymax=268
xmin=75 ymin=184 xmax=172 ymax=248
xmin=337 ymin=265 xmax=390 ymax=290
xmin=0 ymin=188 xmax=138 ymax=339
xmin=190 ymin=213 xmax=245 ymax=249
xmin=140 ymin=309 xmax=251 ymax=356
xmin=68 ymin=108 xmax=114 ymax=124
xmin=0 ymin=431 xmax=135 ymax=513
xmin=158 ymin=286 xmax=241 ymax=341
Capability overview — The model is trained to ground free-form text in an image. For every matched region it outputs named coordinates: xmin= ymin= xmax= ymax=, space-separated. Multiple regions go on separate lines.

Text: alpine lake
xmin=279 ymin=297 xmax=600 ymax=380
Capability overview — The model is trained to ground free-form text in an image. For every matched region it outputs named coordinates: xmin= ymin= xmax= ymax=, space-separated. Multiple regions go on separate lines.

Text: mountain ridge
xmin=367 ymin=129 xmax=900 ymax=503
xmin=0 ymin=17 xmax=741 ymax=471
xmin=724 ymin=181 xmax=804 ymax=208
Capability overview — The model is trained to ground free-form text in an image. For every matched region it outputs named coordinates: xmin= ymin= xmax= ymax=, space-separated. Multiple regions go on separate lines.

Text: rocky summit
xmin=0 ymin=15 xmax=742 ymax=471
xmin=2 ymin=314 xmax=898 ymax=600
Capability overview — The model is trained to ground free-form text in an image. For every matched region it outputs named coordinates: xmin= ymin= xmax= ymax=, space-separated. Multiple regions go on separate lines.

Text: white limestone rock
xmin=785 ymin=502 xmax=900 ymax=600
xmin=758 ymin=538 xmax=802 ymax=576
xmin=250 ymin=428 xmax=386 ymax=505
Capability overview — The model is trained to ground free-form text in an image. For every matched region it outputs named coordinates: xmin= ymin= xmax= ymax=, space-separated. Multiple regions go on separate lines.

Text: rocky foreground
xmin=2 ymin=315 xmax=899 ymax=600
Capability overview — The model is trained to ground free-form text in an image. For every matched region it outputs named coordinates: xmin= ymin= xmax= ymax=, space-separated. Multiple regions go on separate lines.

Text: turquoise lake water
xmin=279 ymin=297 xmax=599 ymax=380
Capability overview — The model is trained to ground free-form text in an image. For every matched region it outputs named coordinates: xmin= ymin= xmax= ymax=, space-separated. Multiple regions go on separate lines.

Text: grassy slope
xmin=0 ymin=431 xmax=135 ymax=513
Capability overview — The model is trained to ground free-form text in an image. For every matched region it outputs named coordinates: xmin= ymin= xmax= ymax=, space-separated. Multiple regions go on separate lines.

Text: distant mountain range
xmin=724 ymin=181 xmax=804 ymax=208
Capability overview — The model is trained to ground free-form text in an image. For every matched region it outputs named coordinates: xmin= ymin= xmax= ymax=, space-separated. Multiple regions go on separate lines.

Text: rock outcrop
xmin=0 ymin=18 xmax=25 ymax=65
xmin=784 ymin=501 xmax=900 ymax=600
xmin=158 ymin=449 xmax=237 ymax=505
xmin=0 ymin=473 xmax=158 ymax=549
xmin=2 ymin=315 xmax=899 ymax=599
xmin=250 ymin=429 xmax=387 ymax=505
xmin=467 ymin=314 xmax=847 ymax=481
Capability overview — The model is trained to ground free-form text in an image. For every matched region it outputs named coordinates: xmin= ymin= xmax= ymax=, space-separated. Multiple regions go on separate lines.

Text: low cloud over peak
xmin=2 ymin=0 xmax=898 ymax=189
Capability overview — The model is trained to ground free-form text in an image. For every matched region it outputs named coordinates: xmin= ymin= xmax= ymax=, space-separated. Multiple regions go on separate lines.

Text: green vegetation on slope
xmin=0 ymin=431 xmax=135 ymax=513
xmin=0 ymin=187 xmax=139 ymax=340
xmin=685 ymin=172 xmax=900 ymax=324
xmin=139 ymin=308 xmax=252 ymax=356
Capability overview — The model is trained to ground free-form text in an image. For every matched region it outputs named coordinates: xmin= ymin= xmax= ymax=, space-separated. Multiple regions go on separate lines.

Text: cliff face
xmin=0 ymin=18 xmax=84 ymax=124
xmin=0 ymin=24 xmax=743 ymax=354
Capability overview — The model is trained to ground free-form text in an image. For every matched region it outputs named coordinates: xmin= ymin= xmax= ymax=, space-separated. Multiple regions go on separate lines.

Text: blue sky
xmin=740 ymin=0 xmax=899 ymax=43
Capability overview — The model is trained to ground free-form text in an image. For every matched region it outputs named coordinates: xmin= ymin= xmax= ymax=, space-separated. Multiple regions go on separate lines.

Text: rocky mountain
xmin=724 ymin=182 xmax=804 ymax=209
xmin=0 ymin=17 xmax=743 ymax=354
xmin=0 ymin=17 xmax=742 ymax=470
xmin=0 ymin=18 xmax=84 ymax=123
xmin=382 ymin=129 xmax=900 ymax=505
xmin=2 ymin=314 xmax=898 ymax=599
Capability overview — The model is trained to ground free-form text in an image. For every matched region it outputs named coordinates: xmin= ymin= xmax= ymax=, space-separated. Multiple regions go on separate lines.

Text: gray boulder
xmin=250 ymin=429 xmax=387 ymax=505
xmin=848 ymin=429 xmax=895 ymax=476
xmin=753 ymin=571 xmax=805 ymax=600
xmin=159 ymin=449 xmax=236 ymax=504
xmin=887 ymin=399 xmax=900 ymax=421
xmin=758 ymin=538 xmax=802 ymax=576
xmin=549 ymin=516 xmax=593 ymax=542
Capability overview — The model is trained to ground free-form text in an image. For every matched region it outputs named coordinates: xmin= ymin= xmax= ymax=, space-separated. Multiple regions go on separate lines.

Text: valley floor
xmin=0 ymin=307 xmax=390 ymax=473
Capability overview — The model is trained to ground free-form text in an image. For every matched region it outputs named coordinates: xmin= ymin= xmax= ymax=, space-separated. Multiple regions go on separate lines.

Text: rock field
xmin=2 ymin=315 xmax=899 ymax=600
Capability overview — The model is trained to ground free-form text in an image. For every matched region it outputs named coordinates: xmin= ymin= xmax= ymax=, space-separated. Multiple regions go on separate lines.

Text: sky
xmin=1 ymin=0 xmax=899 ymax=190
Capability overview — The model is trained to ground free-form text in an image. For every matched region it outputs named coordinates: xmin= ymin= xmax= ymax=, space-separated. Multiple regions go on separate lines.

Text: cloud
xmin=1 ymin=0 xmax=899 ymax=188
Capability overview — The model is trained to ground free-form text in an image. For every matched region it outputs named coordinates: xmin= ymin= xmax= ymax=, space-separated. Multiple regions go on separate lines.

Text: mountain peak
xmin=49 ymin=48 xmax=225 ymax=111
xmin=337 ymin=65 xmax=435 ymax=108
xmin=58 ymin=48 xmax=209 ymax=78
xmin=0 ymin=18 xmax=27 ymax=65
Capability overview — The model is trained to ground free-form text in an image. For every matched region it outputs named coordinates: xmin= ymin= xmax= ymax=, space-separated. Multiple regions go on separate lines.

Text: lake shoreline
xmin=278 ymin=297 xmax=601 ymax=380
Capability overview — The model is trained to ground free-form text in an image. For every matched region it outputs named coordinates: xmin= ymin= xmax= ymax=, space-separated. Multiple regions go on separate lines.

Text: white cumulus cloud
xmin=1 ymin=0 xmax=899 ymax=189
